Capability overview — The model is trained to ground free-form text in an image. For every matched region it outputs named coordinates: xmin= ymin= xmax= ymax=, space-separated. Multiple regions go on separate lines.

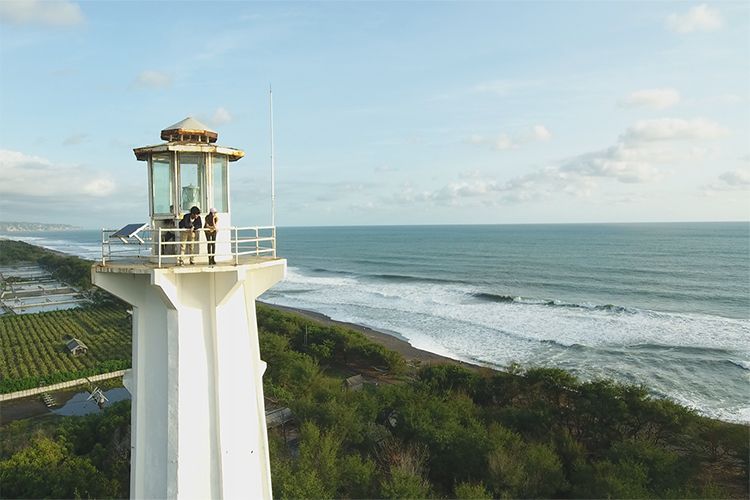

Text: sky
xmin=0 ymin=1 xmax=748 ymax=228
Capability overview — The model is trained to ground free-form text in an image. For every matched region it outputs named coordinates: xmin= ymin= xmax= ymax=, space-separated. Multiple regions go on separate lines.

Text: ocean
xmin=2 ymin=222 xmax=749 ymax=422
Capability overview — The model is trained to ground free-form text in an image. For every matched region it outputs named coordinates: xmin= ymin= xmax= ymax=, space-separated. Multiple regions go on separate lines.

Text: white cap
xmin=209 ymin=207 xmax=217 ymax=213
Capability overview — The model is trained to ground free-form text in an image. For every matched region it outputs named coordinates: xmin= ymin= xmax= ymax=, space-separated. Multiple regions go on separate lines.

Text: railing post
xmin=234 ymin=227 xmax=239 ymax=265
xmin=272 ymin=226 xmax=276 ymax=258
xmin=101 ymin=229 xmax=106 ymax=265
xmin=255 ymin=227 xmax=260 ymax=256
xmin=158 ymin=228 xmax=162 ymax=268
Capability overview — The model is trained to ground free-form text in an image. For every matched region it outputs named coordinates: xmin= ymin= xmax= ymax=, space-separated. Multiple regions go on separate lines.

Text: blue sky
xmin=1 ymin=1 xmax=748 ymax=228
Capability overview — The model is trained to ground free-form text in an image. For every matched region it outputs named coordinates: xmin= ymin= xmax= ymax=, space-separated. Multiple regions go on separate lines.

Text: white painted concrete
xmin=93 ymin=259 xmax=286 ymax=500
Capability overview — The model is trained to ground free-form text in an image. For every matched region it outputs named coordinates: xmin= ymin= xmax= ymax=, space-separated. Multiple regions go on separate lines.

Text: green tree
xmin=380 ymin=468 xmax=431 ymax=499
xmin=0 ymin=436 xmax=119 ymax=498
xmin=338 ymin=453 xmax=377 ymax=498
xmin=454 ymin=481 xmax=492 ymax=499
xmin=570 ymin=458 xmax=650 ymax=499
xmin=486 ymin=424 xmax=568 ymax=498
xmin=377 ymin=438 xmax=431 ymax=498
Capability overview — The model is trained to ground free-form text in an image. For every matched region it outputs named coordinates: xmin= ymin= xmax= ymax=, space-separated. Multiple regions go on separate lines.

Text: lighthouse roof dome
xmin=161 ymin=117 xmax=218 ymax=143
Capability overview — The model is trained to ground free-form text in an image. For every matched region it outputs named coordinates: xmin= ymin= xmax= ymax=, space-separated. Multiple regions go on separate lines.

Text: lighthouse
xmin=93 ymin=117 xmax=286 ymax=499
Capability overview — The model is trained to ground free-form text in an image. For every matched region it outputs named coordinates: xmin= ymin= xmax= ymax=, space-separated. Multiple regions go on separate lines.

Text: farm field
xmin=0 ymin=306 xmax=131 ymax=393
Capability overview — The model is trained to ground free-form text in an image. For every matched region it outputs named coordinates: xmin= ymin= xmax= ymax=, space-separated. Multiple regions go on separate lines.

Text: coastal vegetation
xmin=1 ymin=304 xmax=747 ymax=498
xmin=2 ymin=304 xmax=746 ymax=498
xmin=0 ymin=240 xmax=93 ymax=290
xmin=0 ymin=402 xmax=131 ymax=499
xmin=0 ymin=240 xmax=747 ymax=498
xmin=260 ymin=305 xmax=748 ymax=499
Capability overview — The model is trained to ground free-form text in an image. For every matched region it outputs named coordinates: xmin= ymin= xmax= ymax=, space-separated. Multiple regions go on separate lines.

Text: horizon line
xmin=2 ymin=219 xmax=749 ymax=232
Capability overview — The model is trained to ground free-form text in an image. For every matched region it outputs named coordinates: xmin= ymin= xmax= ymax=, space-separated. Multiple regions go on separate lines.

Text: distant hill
xmin=0 ymin=221 xmax=80 ymax=232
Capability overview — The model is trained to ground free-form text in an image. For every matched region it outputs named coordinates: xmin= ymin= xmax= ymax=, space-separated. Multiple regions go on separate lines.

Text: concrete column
xmin=93 ymin=260 xmax=286 ymax=500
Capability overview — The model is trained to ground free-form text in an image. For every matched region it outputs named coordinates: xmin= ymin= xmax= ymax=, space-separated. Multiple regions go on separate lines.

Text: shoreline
xmin=258 ymin=304 xmax=750 ymax=425
xmin=3 ymin=236 xmax=748 ymax=424
xmin=260 ymin=301 xmax=476 ymax=370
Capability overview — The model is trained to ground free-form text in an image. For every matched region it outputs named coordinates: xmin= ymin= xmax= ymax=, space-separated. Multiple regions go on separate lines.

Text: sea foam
xmin=265 ymin=265 xmax=750 ymax=422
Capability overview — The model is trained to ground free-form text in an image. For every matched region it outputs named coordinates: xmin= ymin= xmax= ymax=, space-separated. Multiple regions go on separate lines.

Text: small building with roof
xmin=66 ymin=338 xmax=89 ymax=356
xmin=343 ymin=374 xmax=365 ymax=391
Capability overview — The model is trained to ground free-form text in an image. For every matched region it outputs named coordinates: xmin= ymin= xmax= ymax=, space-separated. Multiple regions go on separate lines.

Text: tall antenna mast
xmin=269 ymin=84 xmax=276 ymax=228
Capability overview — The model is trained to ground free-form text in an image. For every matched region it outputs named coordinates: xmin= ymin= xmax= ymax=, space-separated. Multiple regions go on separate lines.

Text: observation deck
xmin=97 ymin=225 xmax=279 ymax=273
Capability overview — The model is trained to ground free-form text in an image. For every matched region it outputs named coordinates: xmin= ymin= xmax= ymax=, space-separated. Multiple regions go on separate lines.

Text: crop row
xmin=0 ymin=306 xmax=132 ymax=393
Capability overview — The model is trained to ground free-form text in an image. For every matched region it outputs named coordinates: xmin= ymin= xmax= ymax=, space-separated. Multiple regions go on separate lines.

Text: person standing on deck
xmin=179 ymin=206 xmax=202 ymax=265
xmin=205 ymin=207 xmax=218 ymax=265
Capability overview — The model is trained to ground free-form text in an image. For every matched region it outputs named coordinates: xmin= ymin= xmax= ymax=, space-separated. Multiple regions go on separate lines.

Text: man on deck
xmin=178 ymin=206 xmax=202 ymax=265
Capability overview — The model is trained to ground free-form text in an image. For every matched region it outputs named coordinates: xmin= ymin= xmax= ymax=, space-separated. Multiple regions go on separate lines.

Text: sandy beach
xmin=261 ymin=302 xmax=475 ymax=370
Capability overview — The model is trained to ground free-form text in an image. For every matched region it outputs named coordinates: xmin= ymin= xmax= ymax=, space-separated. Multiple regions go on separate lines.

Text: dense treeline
xmin=260 ymin=306 xmax=749 ymax=499
xmin=0 ymin=240 xmax=93 ymax=290
xmin=257 ymin=303 xmax=406 ymax=376
xmin=0 ymin=305 xmax=132 ymax=393
xmin=0 ymin=401 xmax=130 ymax=499
xmin=1 ymin=305 xmax=748 ymax=498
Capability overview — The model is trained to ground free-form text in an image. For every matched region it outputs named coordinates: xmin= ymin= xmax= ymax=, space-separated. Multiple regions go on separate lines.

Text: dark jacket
xmin=205 ymin=213 xmax=218 ymax=234
xmin=179 ymin=213 xmax=202 ymax=230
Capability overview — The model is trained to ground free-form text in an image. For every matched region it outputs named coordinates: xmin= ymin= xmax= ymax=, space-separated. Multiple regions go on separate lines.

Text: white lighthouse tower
xmin=93 ymin=117 xmax=286 ymax=499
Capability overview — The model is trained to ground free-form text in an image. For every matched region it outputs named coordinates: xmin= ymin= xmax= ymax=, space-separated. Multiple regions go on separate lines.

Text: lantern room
xmin=133 ymin=117 xmax=244 ymax=231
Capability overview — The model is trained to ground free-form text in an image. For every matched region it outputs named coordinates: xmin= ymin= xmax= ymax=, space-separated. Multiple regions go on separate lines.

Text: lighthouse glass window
xmin=151 ymin=154 xmax=173 ymax=215
xmin=179 ymin=154 xmax=204 ymax=212
xmin=212 ymin=155 xmax=228 ymax=213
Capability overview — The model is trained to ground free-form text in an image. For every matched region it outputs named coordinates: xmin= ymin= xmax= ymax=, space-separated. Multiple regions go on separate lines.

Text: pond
xmin=0 ymin=385 xmax=131 ymax=424
xmin=53 ymin=387 xmax=131 ymax=417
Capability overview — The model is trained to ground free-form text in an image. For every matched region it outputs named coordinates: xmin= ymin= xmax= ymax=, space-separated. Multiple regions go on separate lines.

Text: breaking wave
xmin=472 ymin=292 xmax=636 ymax=313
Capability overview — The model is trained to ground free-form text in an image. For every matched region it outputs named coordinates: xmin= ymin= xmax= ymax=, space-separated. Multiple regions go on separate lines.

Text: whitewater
xmin=3 ymin=222 xmax=749 ymax=422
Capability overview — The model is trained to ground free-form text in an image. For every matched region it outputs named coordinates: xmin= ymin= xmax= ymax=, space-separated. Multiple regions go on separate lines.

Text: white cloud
xmin=348 ymin=200 xmax=377 ymax=211
xmin=400 ymin=167 xmax=598 ymax=208
xmin=470 ymin=133 xmax=517 ymax=151
xmin=532 ymin=125 xmax=552 ymax=141
xmin=621 ymin=88 xmax=681 ymax=110
xmin=133 ymin=70 xmax=172 ymax=89
xmin=409 ymin=117 xmax=728 ymax=208
xmin=470 ymin=125 xmax=552 ymax=151
xmin=210 ymin=107 xmax=233 ymax=125
xmin=560 ymin=145 xmax=662 ymax=183
xmin=667 ymin=4 xmax=723 ymax=33
xmin=392 ymin=183 xmax=436 ymax=205
xmin=562 ymin=118 xmax=726 ymax=183
xmin=0 ymin=0 xmax=84 ymax=27
xmin=622 ymin=118 xmax=728 ymax=143
xmin=493 ymin=134 xmax=515 ymax=150
xmin=83 ymin=179 xmax=116 ymax=196
xmin=703 ymin=168 xmax=750 ymax=195
xmin=0 ymin=149 xmax=116 ymax=200
xmin=718 ymin=168 xmax=750 ymax=187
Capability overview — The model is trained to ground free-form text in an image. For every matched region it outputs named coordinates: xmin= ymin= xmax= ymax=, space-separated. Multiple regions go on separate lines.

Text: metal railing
xmin=100 ymin=226 xmax=276 ymax=267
